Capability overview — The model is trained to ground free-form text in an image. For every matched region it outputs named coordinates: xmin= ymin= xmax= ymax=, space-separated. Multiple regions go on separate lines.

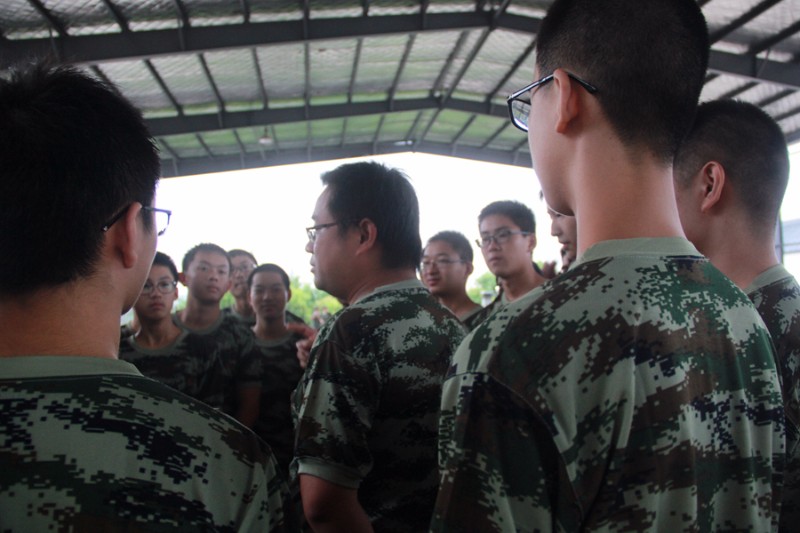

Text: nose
xmin=305 ymin=239 xmax=314 ymax=254
xmin=487 ymin=237 xmax=501 ymax=251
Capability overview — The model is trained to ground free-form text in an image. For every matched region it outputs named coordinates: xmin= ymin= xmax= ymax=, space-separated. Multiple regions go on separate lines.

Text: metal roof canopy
xmin=2 ymin=0 xmax=800 ymax=178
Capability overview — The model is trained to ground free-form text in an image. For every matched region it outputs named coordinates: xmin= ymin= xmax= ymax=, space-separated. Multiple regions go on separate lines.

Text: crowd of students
xmin=1 ymin=0 xmax=799 ymax=531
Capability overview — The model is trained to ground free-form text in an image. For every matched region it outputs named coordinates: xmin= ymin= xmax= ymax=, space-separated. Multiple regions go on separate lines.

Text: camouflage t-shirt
xmin=291 ymin=279 xmax=465 ymax=532
xmin=432 ymin=238 xmax=785 ymax=532
xmin=223 ymin=306 xmax=307 ymax=327
xmin=246 ymin=331 xmax=306 ymax=476
xmin=119 ymin=330 xmax=218 ymax=401
xmin=746 ymin=263 xmax=800 ymax=532
xmin=0 ymin=355 xmax=290 ymax=532
xmin=173 ymin=312 xmax=261 ymax=416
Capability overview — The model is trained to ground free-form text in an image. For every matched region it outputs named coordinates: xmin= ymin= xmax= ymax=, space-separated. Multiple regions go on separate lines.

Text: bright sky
xmin=154 ymin=148 xmax=800 ymax=295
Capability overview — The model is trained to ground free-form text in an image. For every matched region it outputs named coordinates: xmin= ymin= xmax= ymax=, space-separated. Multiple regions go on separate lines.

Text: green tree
xmin=467 ymin=271 xmax=498 ymax=304
xmin=286 ymin=276 xmax=343 ymax=323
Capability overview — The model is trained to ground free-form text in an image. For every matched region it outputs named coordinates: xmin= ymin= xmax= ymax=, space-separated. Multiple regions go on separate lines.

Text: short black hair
xmin=182 ymin=243 xmax=231 ymax=272
xmin=478 ymin=201 xmax=536 ymax=234
xmin=247 ymin=263 xmax=291 ymax=291
xmin=674 ymin=99 xmax=789 ymax=234
xmin=0 ymin=62 xmax=160 ymax=295
xmin=228 ymin=249 xmax=257 ymax=265
xmin=426 ymin=231 xmax=474 ymax=263
xmin=152 ymin=251 xmax=179 ymax=282
xmin=321 ymin=161 xmax=422 ymax=270
xmin=536 ymin=0 xmax=708 ymax=162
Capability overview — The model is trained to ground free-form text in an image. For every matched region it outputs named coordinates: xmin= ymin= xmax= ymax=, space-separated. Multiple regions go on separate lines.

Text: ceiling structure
xmin=1 ymin=0 xmax=800 ymax=178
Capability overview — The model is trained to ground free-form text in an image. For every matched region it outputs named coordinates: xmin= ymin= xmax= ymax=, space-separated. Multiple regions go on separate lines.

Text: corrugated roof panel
xmin=183 ymin=0 xmax=244 ymax=27
xmin=248 ymin=0 xmax=302 ymax=22
xmin=204 ymin=49 xmax=263 ymax=112
xmin=700 ymin=73 xmax=748 ymax=101
xmin=458 ymin=29 xmax=533 ymax=98
xmin=118 ymin=0 xmax=180 ymax=32
xmin=312 ymin=117 xmax=348 ymax=147
xmin=343 ymin=115 xmax=384 ymax=144
xmin=1 ymin=0 xmax=52 ymax=39
xmin=199 ymin=130 xmax=240 ymax=155
xmin=355 ymin=34 xmax=408 ymax=95
xmin=309 ymin=1 xmax=362 ymax=19
xmin=427 ymin=1 xmax=475 ymax=14
xmin=259 ymin=43 xmax=306 ymax=101
xmin=457 ymin=114 xmax=504 ymax=147
xmin=723 ymin=82 xmax=792 ymax=106
xmin=506 ymin=0 xmax=549 ymax=18
xmin=395 ymin=31 xmax=463 ymax=95
xmin=764 ymin=90 xmax=800 ymax=119
xmin=778 ymin=113 xmax=800 ymax=139
xmin=150 ymin=55 xmax=219 ymax=114
xmin=162 ymin=134 xmax=206 ymax=159
xmin=424 ymin=110 xmax=474 ymax=144
xmin=377 ymin=111 xmax=425 ymax=142
xmin=712 ymin=0 xmax=796 ymax=51
xmin=96 ymin=60 xmax=178 ymax=116
xmin=38 ymin=0 xmax=119 ymax=36
xmin=486 ymin=123 xmax=524 ymax=151
xmin=440 ymin=29 xmax=486 ymax=95
xmin=369 ymin=1 xmax=421 ymax=16
xmin=309 ymin=39 xmax=356 ymax=97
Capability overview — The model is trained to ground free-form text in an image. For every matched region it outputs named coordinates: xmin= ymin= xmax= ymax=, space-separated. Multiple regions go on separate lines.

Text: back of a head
xmin=427 ymin=231 xmax=474 ymax=263
xmin=675 ymin=99 xmax=789 ymax=233
xmin=0 ymin=62 xmax=160 ymax=296
xmin=152 ymin=251 xmax=179 ymax=282
xmin=182 ymin=243 xmax=231 ymax=272
xmin=536 ymin=0 xmax=709 ymax=162
xmin=479 ymin=200 xmax=536 ymax=234
xmin=322 ymin=161 xmax=422 ymax=270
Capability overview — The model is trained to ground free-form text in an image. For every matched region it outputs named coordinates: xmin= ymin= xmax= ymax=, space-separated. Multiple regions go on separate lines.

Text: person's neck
xmin=136 ymin=316 xmax=182 ymax=349
xmin=503 ymin=266 xmax=546 ymax=302
xmin=437 ymin=292 xmax=481 ymax=318
xmin=572 ymin=142 xmax=685 ymax=256
xmin=346 ymin=267 xmax=417 ymax=305
xmin=179 ymin=296 xmax=221 ymax=331
xmin=700 ymin=219 xmax=779 ymax=290
xmin=232 ymin=295 xmax=254 ymax=318
xmin=0 ymin=281 xmax=123 ymax=359
xmin=252 ymin=316 xmax=290 ymax=341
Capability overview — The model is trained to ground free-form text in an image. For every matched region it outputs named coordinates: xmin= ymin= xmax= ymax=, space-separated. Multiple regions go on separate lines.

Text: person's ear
xmin=465 ymin=261 xmax=474 ymax=277
xmin=286 ymin=288 xmax=292 ymax=302
xmin=552 ymin=69 xmax=580 ymax=134
xmin=116 ymin=203 xmax=146 ymax=269
xmin=178 ymin=272 xmax=188 ymax=287
xmin=354 ymin=218 xmax=378 ymax=254
xmin=699 ymin=161 xmax=726 ymax=213
xmin=527 ymin=233 xmax=537 ymax=254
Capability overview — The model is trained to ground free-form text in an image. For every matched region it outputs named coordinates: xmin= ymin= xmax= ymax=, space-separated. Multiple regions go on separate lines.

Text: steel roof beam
xmin=708 ymin=0 xmax=783 ymax=44
xmin=251 ymin=48 xmax=269 ymax=109
xmin=388 ymin=34 xmax=416 ymax=110
xmin=145 ymin=96 xmax=507 ymax=137
xmin=144 ymin=59 xmax=184 ymax=115
xmin=348 ymin=38 xmax=363 ymax=104
xmin=100 ymin=0 xmax=131 ymax=33
xmin=26 ymin=0 xmax=68 ymax=37
xmin=158 ymin=140 xmax=531 ymax=177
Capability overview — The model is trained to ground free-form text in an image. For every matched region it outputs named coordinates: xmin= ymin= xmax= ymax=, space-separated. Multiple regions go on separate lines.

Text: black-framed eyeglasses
xmin=506 ymin=72 xmax=599 ymax=132
xmin=419 ymin=258 xmax=466 ymax=271
xmin=141 ymin=279 xmax=177 ymax=295
xmin=476 ymin=230 xmax=531 ymax=248
xmin=101 ymin=204 xmax=172 ymax=237
xmin=306 ymin=219 xmax=358 ymax=243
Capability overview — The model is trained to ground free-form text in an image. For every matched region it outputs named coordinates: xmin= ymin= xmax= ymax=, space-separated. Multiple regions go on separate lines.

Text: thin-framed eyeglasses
xmin=306 ymin=219 xmax=358 ymax=243
xmin=507 ymin=72 xmax=599 ymax=132
xmin=101 ymin=204 xmax=172 ymax=237
xmin=476 ymin=229 xmax=531 ymax=248
xmin=141 ymin=280 xmax=177 ymax=295
xmin=420 ymin=258 xmax=466 ymax=271
xmin=232 ymin=263 xmax=256 ymax=275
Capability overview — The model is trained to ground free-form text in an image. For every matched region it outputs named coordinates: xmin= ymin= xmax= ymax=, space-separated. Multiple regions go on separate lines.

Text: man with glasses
xmin=292 ymin=161 xmax=465 ymax=532
xmin=433 ymin=0 xmax=784 ymax=531
xmin=421 ymin=231 xmax=483 ymax=329
xmin=223 ymin=248 xmax=259 ymax=326
xmin=0 ymin=64 xmax=289 ymax=531
xmin=476 ymin=200 xmax=548 ymax=313
xmin=174 ymin=243 xmax=262 ymax=428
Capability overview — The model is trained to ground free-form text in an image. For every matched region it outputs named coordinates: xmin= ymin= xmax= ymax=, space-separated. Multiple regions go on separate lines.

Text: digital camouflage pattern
xmin=291 ymin=279 xmax=465 ymax=532
xmin=173 ymin=312 xmax=260 ymax=416
xmin=119 ymin=330 xmax=219 ymax=401
xmin=223 ymin=306 xmax=307 ymax=327
xmin=0 ymin=356 xmax=290 ymax=532
xmin=746 ymin=264 xmax=800 ymax=532
xmin=245 ymin=331 xmax=306 ymax=476
xmin=433 ymin=238 xmax=785 ymax=532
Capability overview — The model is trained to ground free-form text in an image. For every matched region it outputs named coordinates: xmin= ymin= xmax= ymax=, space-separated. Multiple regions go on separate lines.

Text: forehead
xmin=251 ymin=270 xmax=284 ymax=286
xmin=423 ymin=240 xmax=458 ymax=257
xmin=479 ymin=214 xmax=519 ymax=233
xmin=312 ymin=188 xmax=332 ymax=220
xmin=149 ymin=264 xmax=175 ymax=281
xmin=191 ymin=250 xmax=229 ymax=267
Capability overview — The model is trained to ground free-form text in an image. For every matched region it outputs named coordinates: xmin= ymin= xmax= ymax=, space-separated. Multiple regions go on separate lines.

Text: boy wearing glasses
xmin=433 ymin=0 xmax=784 ymax=531
xmin=0 ymin=64 xmax=288 ymax=531
xmin=420 ymin=231 xmax=482 ymax=329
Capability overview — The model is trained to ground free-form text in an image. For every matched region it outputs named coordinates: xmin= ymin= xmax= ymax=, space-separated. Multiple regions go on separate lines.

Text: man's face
xmin=479 ymin=214 xmax=535 ymax=278
xmin=134 ymin=264 xmax=178 ymax=321
xmin=548 ymin=207 xmax=577 ymax=264
xmin=248 ymin=270 xmax=290 ymax=322
xmin=420 ymin=240 xmax=471 ymax=298
xmin=230 ymin=254 xmax=256 ymax=299
xmin=182 ymin=250 xmax=231 ymax=305
xmin=305 ymin=188 xmax=356 ymax=298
